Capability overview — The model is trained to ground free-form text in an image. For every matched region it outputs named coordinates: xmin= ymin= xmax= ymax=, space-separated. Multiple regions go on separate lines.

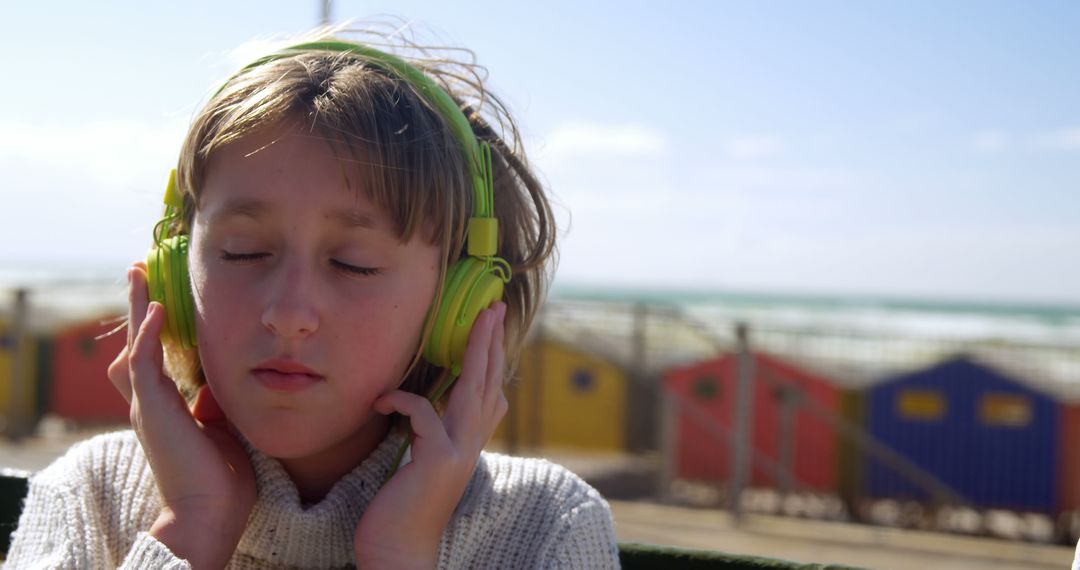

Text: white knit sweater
xmin=5 ymin=430 xmax=620 ymax=569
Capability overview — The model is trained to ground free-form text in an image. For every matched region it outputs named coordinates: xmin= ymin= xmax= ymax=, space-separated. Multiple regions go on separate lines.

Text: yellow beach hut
xmin=495 ymin=337 xmax=628 ymax=453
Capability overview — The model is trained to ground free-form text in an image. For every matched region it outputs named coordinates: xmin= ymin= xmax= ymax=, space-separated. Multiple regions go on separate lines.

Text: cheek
xmin=397 ymin=260 xmax=441 ymax=335
xmin=188 ymin=243 xmax=254 ymax=374
xmin=188 ymin=229 xmax=260 ymax=315
xmin=190 ymin=257 xmax=247 ymax=327
xmin=339 ymin=291 xmax=425 ymax=356
xmin=340 ymin=273 xmax=439 ymax=372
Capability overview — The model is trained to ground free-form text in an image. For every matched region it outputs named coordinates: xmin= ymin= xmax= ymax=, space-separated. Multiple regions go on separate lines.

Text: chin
xmin=239 ymin=424 xmax=325 ymax=459
xmin=239 ymin=414 xmax=389 ymax=461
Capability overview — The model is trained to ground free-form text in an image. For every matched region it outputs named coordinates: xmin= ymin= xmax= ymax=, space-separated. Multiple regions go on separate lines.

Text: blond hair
xmin=160 ymin=26 xmax=556 ymax=399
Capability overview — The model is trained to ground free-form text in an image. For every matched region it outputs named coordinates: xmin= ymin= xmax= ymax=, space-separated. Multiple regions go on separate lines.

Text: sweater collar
xmin=235 ymin=428 xmax=407 ymax=568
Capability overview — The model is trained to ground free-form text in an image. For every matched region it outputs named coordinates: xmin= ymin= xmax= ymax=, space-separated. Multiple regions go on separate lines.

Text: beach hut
xmin=1058 ymin=403 xmax=1080 ymax=509
xmin=0 ymin=319 xmax=48 ymax=436
xmin=494 ymin=337 xmax=628 ymax=452
xmin=0 ymin=319 xmax=19 ymax=416
xmin=663 ymin=351 xmax=843 ymax=492
xmin=863 ymin=354 xmax=1063 ymax=514
xmin=48 ymin=317 xmax=128 ymax=424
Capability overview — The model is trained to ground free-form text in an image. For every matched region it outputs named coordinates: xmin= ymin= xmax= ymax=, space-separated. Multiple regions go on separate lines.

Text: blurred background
xmin=1 ymin=1 xmax=1078 ymax=568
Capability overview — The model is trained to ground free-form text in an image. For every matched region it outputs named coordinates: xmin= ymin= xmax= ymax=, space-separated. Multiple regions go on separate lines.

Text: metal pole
xmin=730 ymin=321 xmax=755 ymax=521
xmin=631 ymin=302 xmax=649 ymax=452
xmin=657 ymin=388 xmax=677 ymax=502
xmin=778 ymin=385 xmax=797 ymax=495
xmin=505 ymin=358 xmax=519 ymax=455
xmin=319 ymin=0 xmax=333 ymax=26
xmin=528 ymin=314 xmax=545 ymax=449
xmin=6 ymin=289 xmax=30 ymax=440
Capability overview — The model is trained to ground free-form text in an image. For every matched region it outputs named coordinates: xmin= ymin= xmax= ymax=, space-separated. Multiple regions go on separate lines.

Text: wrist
xmin=150 ymin=507 xmax=244 ymax=569
xmin=355 ymin=524 xmax=441 ymax=570
xmin=355 ymin=540 xmax=438 ymax=570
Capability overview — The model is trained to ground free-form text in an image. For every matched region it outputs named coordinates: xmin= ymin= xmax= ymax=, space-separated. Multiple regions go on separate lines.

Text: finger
xmin=127 ymin=265 xmax=150 ymax=351
xmin=441 ymin=306 xmax=499 ymax=443
xmin=493 ymin=392 xmax=509 ymax=427
xmin=115 ymin=261 xmax=149 ymax=404
xmin=108 ymin=345 xmax=133 ymax=403
xmin=482 ymin=302 xmax=507 ymax=409
xmin=129 ymin=301 xmax=167 ymax=402
xmin=454 ymin=306 xmax=497 ymax=402
xmin=488 ymin=392 xmax=507 ymax=436
xmin=375 ymin=391 xmax=452 ymax=450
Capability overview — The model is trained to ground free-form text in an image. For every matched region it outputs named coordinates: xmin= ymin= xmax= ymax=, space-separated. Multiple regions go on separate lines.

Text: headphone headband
xmin=220 ymin=40 xmax=497 ymax=247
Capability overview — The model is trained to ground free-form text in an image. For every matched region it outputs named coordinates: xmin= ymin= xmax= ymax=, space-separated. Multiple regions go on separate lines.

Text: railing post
xmin=730 ymin=321 xmax=755 ymax=522
xmin=630 ymin=302 xmax=652 ymax=452
xmin=658 ymin=389 xmax=677 ymax=502
xmin=778 ymin=385 xmax=797 ymax=496
xmin=5 ymin=289 xmax=31 ymax=440
xmin=319 ymin=0 xmax=333 ymax=25
xmin=528 ymin=310 xmax=545 ymax=450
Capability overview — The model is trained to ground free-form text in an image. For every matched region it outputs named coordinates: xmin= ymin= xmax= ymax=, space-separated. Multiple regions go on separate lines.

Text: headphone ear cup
xmin=146 ymin=235 xmax=197 ymax=350
xmin=423 ymin=257 xmax=505 ymax=371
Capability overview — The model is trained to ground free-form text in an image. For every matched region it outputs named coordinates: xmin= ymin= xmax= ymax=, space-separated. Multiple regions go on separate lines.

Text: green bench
xmin=0 ymin=470 xmax=28 ymax=559
xmin=0 ymin=470 xmax=857 ymax=568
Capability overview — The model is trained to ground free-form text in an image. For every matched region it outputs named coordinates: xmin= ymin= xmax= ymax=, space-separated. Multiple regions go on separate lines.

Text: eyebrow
xmin=210 ymin=198 xmax=383 ymax=231
xmin=329 ymin=208 xmax=379 ymax=231
xmin=210 ymin=198 xmax=267 ymax=223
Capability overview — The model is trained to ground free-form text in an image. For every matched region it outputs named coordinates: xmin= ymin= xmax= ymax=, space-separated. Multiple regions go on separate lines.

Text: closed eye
xmin=219 ymin=251 xmax=379 ymax=277
xmin=221 ymin=251 xmax=268 ymax=263
xmin=332 ymin=259 xmax=380 ymax=276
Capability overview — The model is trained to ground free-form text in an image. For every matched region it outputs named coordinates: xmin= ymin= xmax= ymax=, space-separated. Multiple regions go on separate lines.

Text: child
xmin=6 ymin=26 xmax=620 ymax=569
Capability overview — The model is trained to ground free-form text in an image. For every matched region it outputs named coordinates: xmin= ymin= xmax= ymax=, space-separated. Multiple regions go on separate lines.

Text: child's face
xmin=187 ymin=122 xmax=441 ymax=460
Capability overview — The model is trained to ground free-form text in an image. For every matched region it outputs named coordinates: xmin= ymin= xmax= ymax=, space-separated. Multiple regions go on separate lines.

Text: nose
xmin=261 ymin=262 xmax=319 ymax=338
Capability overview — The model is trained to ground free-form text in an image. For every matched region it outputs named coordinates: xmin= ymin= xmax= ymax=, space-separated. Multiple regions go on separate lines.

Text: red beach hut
xmin=664 ymin=351 xmax=843 ymax=492
xmin=48 ymin=317 xmax=128 ymax=423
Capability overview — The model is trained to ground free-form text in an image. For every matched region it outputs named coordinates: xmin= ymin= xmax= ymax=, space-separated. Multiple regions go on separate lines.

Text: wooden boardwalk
xmin=611 ymin=500 xmax=1073 ymax=570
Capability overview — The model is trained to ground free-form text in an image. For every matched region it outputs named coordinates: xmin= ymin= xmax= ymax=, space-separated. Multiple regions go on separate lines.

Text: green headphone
xmin=147 ymin=40 xmax=512 ymax=376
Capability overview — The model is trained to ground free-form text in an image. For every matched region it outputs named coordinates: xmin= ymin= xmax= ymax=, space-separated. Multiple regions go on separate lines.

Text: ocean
xmin=545 ymin=284 xmax=1080 ymax=389
xmin=550 ymin=283 xmax=1080 ymax=345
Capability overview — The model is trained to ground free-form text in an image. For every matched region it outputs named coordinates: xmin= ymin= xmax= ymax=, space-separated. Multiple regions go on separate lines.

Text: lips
xmin=252 ymin=359 xmax=324 ymax=393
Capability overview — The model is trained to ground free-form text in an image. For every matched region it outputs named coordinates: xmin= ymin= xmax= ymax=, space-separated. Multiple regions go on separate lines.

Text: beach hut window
xmin=693 ymin=376 xmax=720 ymax=401
xmin=978 ymin=393 xmax=1031 ymax=427
xmin=896 ymin=389 xmax=945 ymax=421
xmin=570 ymin=369 xmax=595 ymax=393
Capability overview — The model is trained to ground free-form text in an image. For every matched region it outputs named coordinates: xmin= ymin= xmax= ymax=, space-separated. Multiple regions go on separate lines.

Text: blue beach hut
xmin=865 ymin=354 xmax=1060 ymax=514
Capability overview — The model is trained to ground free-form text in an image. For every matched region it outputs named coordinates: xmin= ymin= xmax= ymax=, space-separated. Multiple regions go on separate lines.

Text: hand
xmin=354 ymin=302 xmax=509 ymax=569
xmin=107 ymin=263 xmax=256 ymax=568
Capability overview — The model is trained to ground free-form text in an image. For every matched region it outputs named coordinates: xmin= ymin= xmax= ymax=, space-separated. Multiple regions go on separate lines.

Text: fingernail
xmin=127 ymin=268 xmax=133 ymax=285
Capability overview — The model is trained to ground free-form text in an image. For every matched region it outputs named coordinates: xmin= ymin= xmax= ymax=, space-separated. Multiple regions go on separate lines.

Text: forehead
xmin=197 ymin=125 xmax=398 ymax=234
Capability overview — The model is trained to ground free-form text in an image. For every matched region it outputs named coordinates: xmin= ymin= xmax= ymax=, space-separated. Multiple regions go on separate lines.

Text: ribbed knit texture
xmin=5 ymin=430 xmax=620 ymax=569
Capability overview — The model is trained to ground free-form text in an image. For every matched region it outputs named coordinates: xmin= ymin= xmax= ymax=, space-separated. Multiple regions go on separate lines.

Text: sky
xmin=1 ymin=1 xmax=1078 ymax=305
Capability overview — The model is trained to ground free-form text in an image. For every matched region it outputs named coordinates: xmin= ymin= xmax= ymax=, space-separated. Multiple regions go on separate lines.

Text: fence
xmin=520 ymin=296 xmax=1080 ymax=541
xmin=4 ymin=285 xmax=1080 ymax=541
